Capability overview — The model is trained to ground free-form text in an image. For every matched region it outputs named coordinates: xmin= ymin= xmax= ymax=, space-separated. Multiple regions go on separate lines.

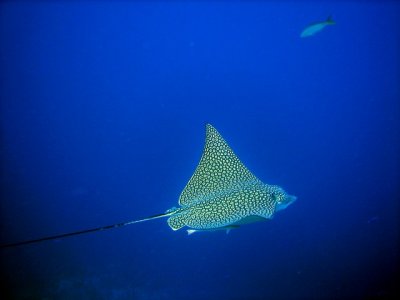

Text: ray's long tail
xmin=0 ymin=211 xmax=173 ymax=249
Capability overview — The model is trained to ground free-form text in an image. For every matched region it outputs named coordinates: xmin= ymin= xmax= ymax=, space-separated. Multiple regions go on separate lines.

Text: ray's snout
xmin=275 ymin=193 xmax=297 ymax=212
xmin=287 ymin=194 xmax=297 ymax=205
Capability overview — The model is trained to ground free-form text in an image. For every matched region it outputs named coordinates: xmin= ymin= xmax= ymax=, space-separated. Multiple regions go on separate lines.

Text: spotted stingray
xmin=1 ymin=124 xmax=296 ymax=248
xmin=159 ymin=124 xmax=296 ymax=234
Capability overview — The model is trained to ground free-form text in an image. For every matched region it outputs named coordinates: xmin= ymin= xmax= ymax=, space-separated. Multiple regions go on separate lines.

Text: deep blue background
xmin=1 ymin=2 xmax=399 ymax=299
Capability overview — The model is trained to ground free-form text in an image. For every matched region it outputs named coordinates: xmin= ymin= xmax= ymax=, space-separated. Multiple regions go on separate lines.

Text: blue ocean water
xmin=1 ymin=1 xmax=399 ymax=299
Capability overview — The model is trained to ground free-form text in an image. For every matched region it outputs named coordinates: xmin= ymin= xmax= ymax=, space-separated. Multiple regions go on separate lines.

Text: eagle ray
xmin=1 ymin=124 xmax=296 ymax=248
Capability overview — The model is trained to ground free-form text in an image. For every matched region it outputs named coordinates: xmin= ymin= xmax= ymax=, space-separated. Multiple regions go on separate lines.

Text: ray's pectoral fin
xmin=178 ymin=124 xmax=261 ymax=207
xmin=232 ymin=215 xmax=269 ymax=226
xmin=167 ymin=214 xmax=186 ymax=231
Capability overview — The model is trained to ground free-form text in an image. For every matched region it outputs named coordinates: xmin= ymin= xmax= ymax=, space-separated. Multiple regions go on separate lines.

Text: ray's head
xmin=270 ymin=185 xmax=297 ymax=212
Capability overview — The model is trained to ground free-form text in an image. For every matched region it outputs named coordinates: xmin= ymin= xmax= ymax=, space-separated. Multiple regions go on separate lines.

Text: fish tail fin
xmin=327 ymin=15 xmax=335 ymax=25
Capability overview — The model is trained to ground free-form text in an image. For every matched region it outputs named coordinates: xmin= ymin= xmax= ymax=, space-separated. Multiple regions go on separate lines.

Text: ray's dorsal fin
xmin=179 ymin=124 xmax=260 ymax=206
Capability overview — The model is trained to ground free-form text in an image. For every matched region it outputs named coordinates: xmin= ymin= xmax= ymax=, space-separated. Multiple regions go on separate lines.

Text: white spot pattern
xmin=167 ymin=124 xmax=291 ymax=231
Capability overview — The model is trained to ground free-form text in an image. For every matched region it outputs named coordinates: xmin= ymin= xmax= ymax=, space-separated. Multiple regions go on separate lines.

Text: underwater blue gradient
xmin=1 ymin=1 xmax=399 ymax=299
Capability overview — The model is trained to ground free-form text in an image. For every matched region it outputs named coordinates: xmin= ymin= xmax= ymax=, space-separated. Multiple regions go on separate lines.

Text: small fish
xmin=300 ymin=16 xmax=335 ymax=38
xmin=187 ymin=225 xmax=240 ymax=235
